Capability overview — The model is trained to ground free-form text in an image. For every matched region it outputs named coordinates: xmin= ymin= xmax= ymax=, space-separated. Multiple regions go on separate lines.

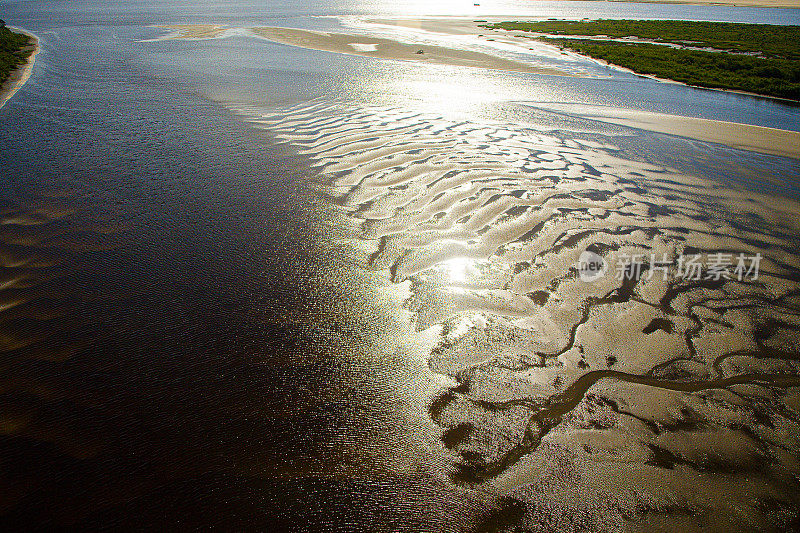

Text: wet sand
xmin=248 ymin=27 xmax=572 ymax=76
xmin=0 ymin=28 xmax=39 ymax=110
xmin=353 ymin=19 xmax=800 ymax=158
xmin=154 ymin=23 xmax=576 ymax=75
xmin=230 ymin=98 xmax=800 ymax=530
xmin=526 ymin=103 xmax=800 ymax=159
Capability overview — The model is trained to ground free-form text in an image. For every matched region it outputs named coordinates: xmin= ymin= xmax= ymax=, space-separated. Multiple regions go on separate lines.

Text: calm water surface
xmin=0 ymin=0 xmax=799 ymax=529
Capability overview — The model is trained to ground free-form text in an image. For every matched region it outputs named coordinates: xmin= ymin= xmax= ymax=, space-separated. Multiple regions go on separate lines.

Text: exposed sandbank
xmin=359 ymin=17 xmax=569 ymax=58
xmin=0 ymin=28 xmax=39 ymax=110
xmin=528 ymin=103 xmax=800 ymax=159
xmin=248 ymin=26 xmax=573 ymax=76
xmin=153 ymin=23 xmax=575 ymax=75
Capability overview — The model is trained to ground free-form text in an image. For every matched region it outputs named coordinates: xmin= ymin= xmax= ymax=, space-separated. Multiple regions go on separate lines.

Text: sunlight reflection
xmin=439 ymin=257 xmax=483 ymax=283
xmin=345 ymin=60 xmax=561 ymax=118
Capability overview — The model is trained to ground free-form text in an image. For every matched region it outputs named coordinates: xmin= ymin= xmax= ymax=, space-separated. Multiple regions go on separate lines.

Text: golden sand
xmin=529 ymin=103 xmax=800 ymax=159
xmin=248 ymin=27 xmax=572 ymax=76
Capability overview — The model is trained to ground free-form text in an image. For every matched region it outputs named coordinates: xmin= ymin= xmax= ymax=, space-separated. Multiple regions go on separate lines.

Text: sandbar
xmin=248 ymin=26 xmax=572 ymax=76
xmin=527 ymin=103 xmax=800 ymax=159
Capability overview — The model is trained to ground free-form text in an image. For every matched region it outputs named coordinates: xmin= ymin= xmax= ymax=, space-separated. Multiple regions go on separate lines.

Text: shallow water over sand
xmin=1 ymin=0 xmax=800 ymax=529
xmin=230 ymin=100 xmax=800 ymax=531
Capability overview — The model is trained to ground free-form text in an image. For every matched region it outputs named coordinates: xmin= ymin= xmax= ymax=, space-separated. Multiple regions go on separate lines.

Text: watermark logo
xmin=577 ymin=250 xmax=608 ymax=282
xmin=576 ymin=251 xmax=761 ymax=283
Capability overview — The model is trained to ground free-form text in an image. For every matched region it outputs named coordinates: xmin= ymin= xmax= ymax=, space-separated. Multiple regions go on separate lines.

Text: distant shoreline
xmin=0 ymin=27 xmax=39 ymax=110
xmin=533 ymin=0 xmax=800 ymax=8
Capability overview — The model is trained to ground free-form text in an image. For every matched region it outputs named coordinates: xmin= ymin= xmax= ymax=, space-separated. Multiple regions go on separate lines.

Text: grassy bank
xmin=483 ymin=20 xmax=800 ymax=100
xmin=0 ymin=22 xmax=34 ymax=85
xmin=547 ymin=39 xmax=800 ymax=100
xmin=483 ymin=20 xmax=800 ymax=59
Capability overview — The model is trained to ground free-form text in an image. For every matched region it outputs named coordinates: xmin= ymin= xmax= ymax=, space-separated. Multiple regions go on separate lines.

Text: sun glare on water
xmin=439 ymin=257 xmax=482 ymax=283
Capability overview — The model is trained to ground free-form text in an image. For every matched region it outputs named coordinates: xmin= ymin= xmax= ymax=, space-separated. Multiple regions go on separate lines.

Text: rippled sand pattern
xmin=232 ymin=99 xmax=800 ymax=531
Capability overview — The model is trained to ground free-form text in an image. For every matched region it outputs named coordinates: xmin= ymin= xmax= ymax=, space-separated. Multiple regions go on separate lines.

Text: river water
xmin=0 ymin=0 xmax=799 ymax=530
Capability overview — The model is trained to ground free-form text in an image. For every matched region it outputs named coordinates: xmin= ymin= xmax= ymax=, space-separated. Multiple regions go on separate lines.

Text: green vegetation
xmin=0 ymin=21 xmax=34 ymax=86
xmin=482 ymin=20 xmax=800 ymax=100
xmin=483 ymin=20 xmax=800 ymax=59
xmin=546 ymin=39 xmax=800 ymax=100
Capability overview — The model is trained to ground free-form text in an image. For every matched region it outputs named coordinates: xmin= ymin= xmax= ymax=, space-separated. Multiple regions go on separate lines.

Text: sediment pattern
xmin=0 ymin=190 xmax=128 ymax=463
xmin=232 ymin=98 xmax=800 ymax=530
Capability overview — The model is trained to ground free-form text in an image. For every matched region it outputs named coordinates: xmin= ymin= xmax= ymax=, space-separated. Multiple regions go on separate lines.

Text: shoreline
xmin=0 ymin=27 xmax=40 ymax=110
xmin=555 ymin=49 xmax=800 ymax=104
xmin=362 ymin=17 xmax=800 ymax=101
xmin=549 ymin=0 xmax=800 ymax=7
xmin=606 ymin=60 xmax=800 ymax=104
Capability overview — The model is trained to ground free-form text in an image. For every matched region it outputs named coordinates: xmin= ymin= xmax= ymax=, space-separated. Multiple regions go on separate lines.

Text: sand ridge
xmin=151 ymin=23 xmax=575 ymax=76
xmin=249 ymin=26 xmax=574 ymax=76
xmin=525 ymin=103 xmax=800 ymax=159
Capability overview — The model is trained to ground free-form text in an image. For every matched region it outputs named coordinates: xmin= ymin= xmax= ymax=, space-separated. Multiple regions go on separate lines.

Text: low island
xmin=483 ymin=20 xmax=800 ymax=100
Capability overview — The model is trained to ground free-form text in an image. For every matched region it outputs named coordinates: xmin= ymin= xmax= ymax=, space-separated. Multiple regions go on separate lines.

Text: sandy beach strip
xmin=0 ymin=28 xmax=40 ymax=110
xmin=529 ymin=103 xmax=800 ymax=159
xmin=248 ymin=26 xmax=573 ymax=76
